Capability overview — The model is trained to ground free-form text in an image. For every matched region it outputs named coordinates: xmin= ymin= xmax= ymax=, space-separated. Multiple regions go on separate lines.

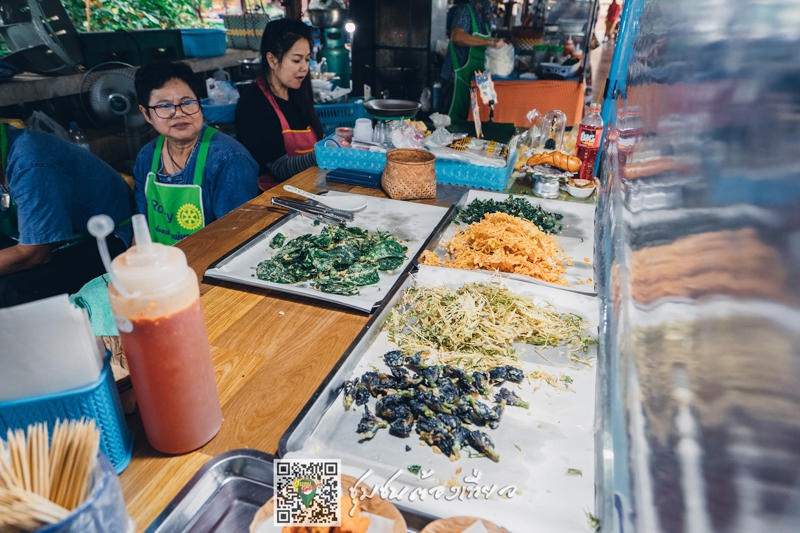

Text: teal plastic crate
xmin=0 ymin=352 xmax=134 ymax=474
xmin=316 ymin=138 xmax=517 ymax=191
xmin=437 ymin=148 xmax=518 ymax=191
xmin=314 ymin=100 xmax=368 ymax=136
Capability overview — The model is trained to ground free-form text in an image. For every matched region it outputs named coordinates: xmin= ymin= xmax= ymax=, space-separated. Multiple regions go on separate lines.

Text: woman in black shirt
xmin=235 ymin=19 xmax=324 ymax=189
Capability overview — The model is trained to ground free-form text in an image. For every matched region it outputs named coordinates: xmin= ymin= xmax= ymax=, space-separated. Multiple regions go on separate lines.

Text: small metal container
xmin=531 ymin=165 xmax=570 ymax=198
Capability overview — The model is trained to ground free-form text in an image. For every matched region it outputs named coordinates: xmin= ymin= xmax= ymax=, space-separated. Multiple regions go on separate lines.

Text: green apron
xmin=448 ymin=4 xmax=490 ymax=121
xmin=145 ymin=127 xmax=216 ymax=245
xmin=0 ymin=123 xmax=93 ymax=251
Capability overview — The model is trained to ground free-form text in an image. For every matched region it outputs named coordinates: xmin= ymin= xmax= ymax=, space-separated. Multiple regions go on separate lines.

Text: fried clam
xmin=466 ymin=430 xmax=500 ymax=462
xmin=340 ymin=350 xmax=531 ymax=463
xmin=357 ymin=405 xmax=387 ymax=440
xmin=495 ymin=387 xmax=530 ymax=409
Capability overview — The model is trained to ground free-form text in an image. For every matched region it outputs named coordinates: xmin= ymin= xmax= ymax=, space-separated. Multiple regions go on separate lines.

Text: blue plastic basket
xmin=316 ymin=138 xmax=517 ymax=191
xmin=202 ymin=98 xmax=237 ymax=125
xmin=314 ymin=100 xmax=369 ymax=136
xmin=0 ymin=353 xmax=134 ymax=474
xmin=316 ymin=136 xmax=386 ymax=172
xmin=436 ymin=148 xmax=518 ymax=190
xmin=180 ymin=29 xmax=227 ymax=58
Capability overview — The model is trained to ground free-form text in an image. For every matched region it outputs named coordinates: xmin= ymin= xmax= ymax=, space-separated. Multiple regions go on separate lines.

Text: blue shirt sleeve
xmin=451 ymin=5 xmax=473 ymax=35
xmin=132 ymin=146 xmax=151 ymax=218
xmin=12 ymin=164 xmax=74 ymax=245
xmin=205 ymin=150 xmax=260 ymax=221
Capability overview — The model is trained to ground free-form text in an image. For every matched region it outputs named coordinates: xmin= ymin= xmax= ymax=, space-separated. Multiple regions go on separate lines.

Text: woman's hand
xmin=490 ymin=38 xmax=506 ymax=49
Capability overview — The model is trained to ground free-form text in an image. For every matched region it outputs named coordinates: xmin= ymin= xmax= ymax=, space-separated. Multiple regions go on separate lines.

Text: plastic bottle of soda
xmin=107 ymin=215 xmax=222 ymax=454
xmin=575 ymin=103 xmax=604 ymax=181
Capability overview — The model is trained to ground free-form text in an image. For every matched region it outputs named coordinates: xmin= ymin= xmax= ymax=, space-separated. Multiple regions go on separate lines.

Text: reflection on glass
xmin=598 ymin=0 xmax=800 ymax=532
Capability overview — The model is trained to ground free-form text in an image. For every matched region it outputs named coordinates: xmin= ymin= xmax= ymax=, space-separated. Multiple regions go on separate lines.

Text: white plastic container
xmin=353 ymin=117 xmax=373 ymax=143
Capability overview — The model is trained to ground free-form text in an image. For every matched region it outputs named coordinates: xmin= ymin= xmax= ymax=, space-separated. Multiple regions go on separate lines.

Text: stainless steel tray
xmin=420 ymin=190 xmax=598 ymax=295
xmin=279 ymin=267 xmax=602 ymax=532
xmin=204 ymin=194 xmax=454 ymax=313
xmin=145 ymin=448 xmax=439 ymax=532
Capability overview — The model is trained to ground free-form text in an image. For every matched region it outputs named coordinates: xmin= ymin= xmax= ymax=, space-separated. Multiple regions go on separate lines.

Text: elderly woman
xmin=235 ymin=19 xmax=323 ymax=189
xmin=133 ymin=61 xmax=259 ymax=245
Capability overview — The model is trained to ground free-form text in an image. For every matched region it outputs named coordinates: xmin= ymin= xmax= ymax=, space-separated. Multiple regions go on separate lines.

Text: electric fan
xmin=80 ymin=62 xmax=152 ymax=161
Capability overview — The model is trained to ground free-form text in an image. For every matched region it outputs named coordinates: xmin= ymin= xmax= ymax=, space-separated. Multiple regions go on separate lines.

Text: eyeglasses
xmin=146 ymin=100 xmax=201 ymax=119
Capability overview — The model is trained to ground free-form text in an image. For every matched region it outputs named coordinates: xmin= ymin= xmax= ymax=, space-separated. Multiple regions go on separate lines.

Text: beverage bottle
xmin=617 ymin=105 xmax=643 ymax=166
xmin=564 ymin=36 xmax=575 ymax=56
xmin=68 ymin=122 xmax=90 ymax=151
xmin=575 ymin=102 xmax=604 ymax=181
xmin=107 ymin=215 xmax=222 ymax=454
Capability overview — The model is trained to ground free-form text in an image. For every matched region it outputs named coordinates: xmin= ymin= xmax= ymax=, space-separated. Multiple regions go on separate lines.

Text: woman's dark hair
xmin=135 ymin=61 xmax=204 ymax=113
xmin=259 ymin=18 xmax=323 ymax=140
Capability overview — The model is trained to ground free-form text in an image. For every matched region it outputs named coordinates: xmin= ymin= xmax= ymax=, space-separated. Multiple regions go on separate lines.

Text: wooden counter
xmin=118 ymin=166 xmax=593 ymax=530
xmin=119 ymin=167 xmax=429 ymax=531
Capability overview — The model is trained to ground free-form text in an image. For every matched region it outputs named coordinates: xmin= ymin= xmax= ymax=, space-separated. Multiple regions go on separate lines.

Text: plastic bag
xmin=25 ymin=111 xmax=70 ymax=142
xmin=420 ymin=87 xmax=432 ymax=113
xmin=206 ymin=78 xmax=240 ymax=105
xmin=485 ymin=42 xmax=515 ymax=77
xmin=518 ymin=109 xmax=543 ymax=150
xmin=423 ymin=113 xmax=454 ymax=147
xmin=427 ymin=137 xmax=509 ymax=168
xmin=389 ymin=121 xmax=426 ymax=149
xmin=40 ymin=454 xmax=135 ymax=533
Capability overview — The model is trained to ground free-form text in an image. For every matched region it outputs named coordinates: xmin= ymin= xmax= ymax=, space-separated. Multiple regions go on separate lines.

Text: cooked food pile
xmin=455 ymin=196 xmax=564 ymax=234
xmin=256 ymin=224 xmax=408 ymax=296
xmin=341 ymin=350 xmax=534 ymax=462
xmin=280 ymin=495 xmax=370 ymax=533
xmin=385 ymin=280 xmax=593 ymax=370
xmin=421 ymin=212 xmax=568 ymax=285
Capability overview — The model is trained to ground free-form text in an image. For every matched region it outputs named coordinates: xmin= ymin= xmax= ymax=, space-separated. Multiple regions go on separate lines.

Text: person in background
xmin=441 ymin=0 xmax=504 ymax=121
xmin=133 ymin=61 xmax=259 ymax=246
xmin=0 ymin=123 xmax=133 ymax=307
xmin=235 ymin=19 xmax=324 ymax=189
xmin=605 ymin=0 xmax=622 ymax=42
xmin=446 ymin=0 xmax=471 ymax=39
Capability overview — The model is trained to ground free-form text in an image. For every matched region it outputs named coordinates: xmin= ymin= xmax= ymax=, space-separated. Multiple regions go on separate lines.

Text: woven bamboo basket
xmin=382 ymin=149 xmax=436 ymax=200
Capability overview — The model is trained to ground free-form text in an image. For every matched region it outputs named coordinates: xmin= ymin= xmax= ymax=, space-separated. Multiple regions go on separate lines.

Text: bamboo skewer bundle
xmin=0 ymin=419 xmax=100 ymax=533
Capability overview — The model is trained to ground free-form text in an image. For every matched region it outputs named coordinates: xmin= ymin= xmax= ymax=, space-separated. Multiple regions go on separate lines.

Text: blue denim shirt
xmin=133 ymin=125 xmax=259 ymax=226
xmin=3 ymin=126 xmax=133 ymax=246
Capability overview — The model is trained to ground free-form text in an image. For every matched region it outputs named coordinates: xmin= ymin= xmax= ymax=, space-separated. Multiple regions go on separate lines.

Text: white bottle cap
xmin=111 ymin=214 xmax=190 ymax=295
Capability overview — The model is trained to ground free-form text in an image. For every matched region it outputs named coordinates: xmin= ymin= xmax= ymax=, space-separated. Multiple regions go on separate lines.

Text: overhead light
xmin=345 ymin=21 xmax=356 ymax=33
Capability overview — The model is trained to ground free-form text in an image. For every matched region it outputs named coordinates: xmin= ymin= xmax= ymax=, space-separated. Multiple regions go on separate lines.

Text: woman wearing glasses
xmin=235 ymin=18 xmax=323 ymax=189
xmin=133 ymin=61 xmax=259 ymax=245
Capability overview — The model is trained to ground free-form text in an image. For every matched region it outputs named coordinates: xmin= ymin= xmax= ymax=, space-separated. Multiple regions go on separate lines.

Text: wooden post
xmin=282 ymin=0 xmax=303 ymax=19
xmin=84 ymin=0 xmax=91 ymax=31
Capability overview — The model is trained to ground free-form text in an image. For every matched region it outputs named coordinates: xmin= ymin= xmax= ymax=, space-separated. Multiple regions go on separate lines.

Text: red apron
xmin=255 ymin=77 xmax=319 ymax=190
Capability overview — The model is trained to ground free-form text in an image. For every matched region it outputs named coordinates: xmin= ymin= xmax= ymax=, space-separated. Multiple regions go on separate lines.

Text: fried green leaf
xmin=344 ymin=262 xmax=380 ymax=286
xmin=376 ymin=256 xmax=405 ymax=272
xmin=269 ymin=233 xmax=285 ymax=249
xmin=256 ymin=260 xmax=295 ymax=284
xmin=313 ymin=279 xmax=360 ymax=295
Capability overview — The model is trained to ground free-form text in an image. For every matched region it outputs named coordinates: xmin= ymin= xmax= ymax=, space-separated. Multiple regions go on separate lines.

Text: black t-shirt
xmin=235 ymin=82 xmax=313 ymax=176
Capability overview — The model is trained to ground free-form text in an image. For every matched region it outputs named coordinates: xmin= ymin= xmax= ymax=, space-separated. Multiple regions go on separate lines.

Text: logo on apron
xmin=177 ymin=203 xmax=203 ymax=231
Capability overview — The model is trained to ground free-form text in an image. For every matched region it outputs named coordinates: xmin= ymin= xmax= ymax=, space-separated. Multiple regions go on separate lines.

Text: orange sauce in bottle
xmin=119 ymin=297 xmax=222 ymax=454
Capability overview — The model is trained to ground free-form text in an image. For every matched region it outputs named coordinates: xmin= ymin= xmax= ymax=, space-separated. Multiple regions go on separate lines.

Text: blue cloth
xmin=3 ymin=126 xmax=133 ymax=246
xmin=133 ymin=125 xmax=259 ymax=225
xmin=441 ymin=4 xmax=491 ymax=83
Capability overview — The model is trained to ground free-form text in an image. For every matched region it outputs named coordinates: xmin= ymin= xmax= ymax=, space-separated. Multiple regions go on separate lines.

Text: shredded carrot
xmin=421 ymin=212 xmax=568 ymax=285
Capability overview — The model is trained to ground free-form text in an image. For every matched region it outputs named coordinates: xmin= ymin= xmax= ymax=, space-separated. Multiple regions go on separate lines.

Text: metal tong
xmin=270 ymin=196 xmax=355 ymax=225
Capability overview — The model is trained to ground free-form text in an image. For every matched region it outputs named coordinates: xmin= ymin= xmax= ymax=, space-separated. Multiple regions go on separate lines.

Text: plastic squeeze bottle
xmin=101 ymin=215 xmax=222 ymax=454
